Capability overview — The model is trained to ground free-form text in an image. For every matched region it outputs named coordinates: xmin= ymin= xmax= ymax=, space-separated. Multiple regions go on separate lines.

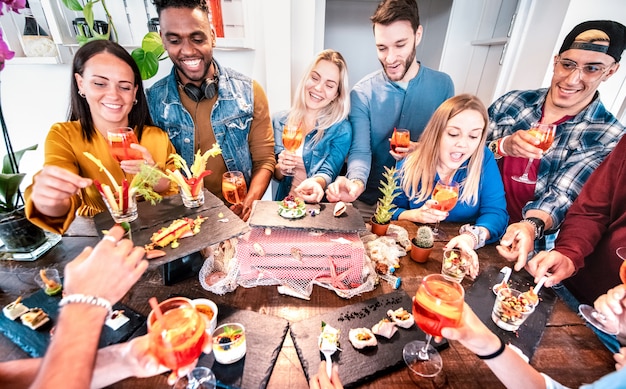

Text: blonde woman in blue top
xmin=392 ymin=94 xmax=508 ymax=277
xmin=273 ymin=49 xmax=352 ymax=203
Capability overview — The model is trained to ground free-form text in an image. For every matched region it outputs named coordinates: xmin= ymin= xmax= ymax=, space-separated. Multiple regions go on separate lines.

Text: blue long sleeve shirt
xmin=346 ymin=63 xmax=454 ymax=205
xmin=391 ymin=148 xmax=508 ymax=244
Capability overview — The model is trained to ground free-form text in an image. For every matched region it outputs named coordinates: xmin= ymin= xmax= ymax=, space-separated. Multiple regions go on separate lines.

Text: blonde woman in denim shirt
xmin=273 ymin=50 xmax=352 ymax=203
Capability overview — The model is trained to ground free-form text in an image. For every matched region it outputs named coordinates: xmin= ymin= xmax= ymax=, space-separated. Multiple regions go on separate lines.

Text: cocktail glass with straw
xmin=403 ymin=274 xmax=464 ymax=377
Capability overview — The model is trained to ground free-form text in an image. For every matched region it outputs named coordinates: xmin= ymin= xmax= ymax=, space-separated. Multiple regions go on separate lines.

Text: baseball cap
xmin=559 ymin=20 xmax=626 ymax=62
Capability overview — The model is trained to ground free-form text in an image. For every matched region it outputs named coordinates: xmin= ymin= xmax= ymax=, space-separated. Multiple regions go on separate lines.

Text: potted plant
xmin=371 ymin=166 xmax=400 ymax=236
xmin=410 ymin=226 xmax=434 ymax=263
xmin=61 ymin=0 xmax=168 ymax=80
xmin=0 ymin=144 xmax=47 ymax=251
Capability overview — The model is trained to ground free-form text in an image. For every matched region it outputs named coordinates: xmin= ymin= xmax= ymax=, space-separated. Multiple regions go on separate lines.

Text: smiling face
xmin=546 ymin=47 xmax=618 ymax=116
xmin=74 ymin=52 xmax=138 ymax=133
xmin=374 ymin=20 xmax=422 ymax=82
xmin=437 ymin=109 xmax=485 ymax=177
xmin=304 ymin=59 xmax=340 ymax=113
xmin=159 ymin=7 xmax=216 ymax=85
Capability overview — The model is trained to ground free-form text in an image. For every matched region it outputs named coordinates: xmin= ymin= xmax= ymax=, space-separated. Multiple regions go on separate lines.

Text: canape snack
xmin=371 ymin=318 xmax=397 ymax=339
xmin=3 ymin=296 xmax=29 ymax=320
xmin=387 ymin=307 xmax=415 ymax=329
xmin=348 ymin=327 xmax=377 ymax=349
xmin=20 ymin=307 xmax=50 ymax=330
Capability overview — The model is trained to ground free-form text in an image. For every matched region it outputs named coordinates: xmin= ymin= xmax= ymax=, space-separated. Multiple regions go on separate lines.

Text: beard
xmin=382 ymin=45 xmax=417 ymax=82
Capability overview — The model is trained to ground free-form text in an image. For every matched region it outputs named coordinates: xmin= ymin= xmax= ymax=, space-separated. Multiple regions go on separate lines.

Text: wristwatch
xmin=488 ymin=136 xmax=509 ymax=159
xmin=459 ymin=224 xmax=487 ymax=249
xmin=521 ymin=217 xmax=545 ymax=240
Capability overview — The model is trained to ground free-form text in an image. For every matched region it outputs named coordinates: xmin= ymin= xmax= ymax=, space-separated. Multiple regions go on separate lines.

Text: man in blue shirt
xmin=326 ymin=0 xmax=454 ymax=219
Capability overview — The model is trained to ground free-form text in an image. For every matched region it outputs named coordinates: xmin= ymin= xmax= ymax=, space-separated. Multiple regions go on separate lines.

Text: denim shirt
xmin=147 ymin=62 xmax=254 ymax=183
xmin=272 ymin=111 xmax=352 ymax=201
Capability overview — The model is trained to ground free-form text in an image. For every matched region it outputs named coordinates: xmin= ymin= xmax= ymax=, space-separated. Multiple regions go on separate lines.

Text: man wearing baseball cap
xmin=487 ymin=20 xmax=626 ymax=351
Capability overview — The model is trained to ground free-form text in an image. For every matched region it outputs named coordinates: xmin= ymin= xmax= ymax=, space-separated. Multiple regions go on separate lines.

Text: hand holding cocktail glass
xmin=281 ymin=125 xmax=304 ymax=176
xmin=429 ymin=179 xmax=460 ymax=241
xmin=511 ymin=123 xmax=556 ymax=184
xmin=389 ymin=128 xmax=411 ymax=160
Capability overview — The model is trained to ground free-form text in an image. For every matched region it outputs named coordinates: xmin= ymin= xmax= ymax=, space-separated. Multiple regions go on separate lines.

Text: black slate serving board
xmin=132 ymin=303 xmax=289 ymax=389
xmin=0 ymin=287 xmax=144 ymax=358
xmin=248 ymin=201 xmax=367 ymax=232
xmin=465 ymin=265 xmax=557 ymax=360
xmin=94 ymin=189 xmax=249 ymax=269
xmin=289 ymin=290 xmax=446 ymax=388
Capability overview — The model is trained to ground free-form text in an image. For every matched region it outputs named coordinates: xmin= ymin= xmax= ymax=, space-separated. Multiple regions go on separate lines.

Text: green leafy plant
xmin=372 ymin=166 xmax=400 ymax=225
xmin=60 ymin=0 xmax=117 ymax=44
xmin=61 ymin=0 xmax=167 ymax=80
xmin=412 ymin=226 xmax=434 ymax=249
xmin=0 ymin=145 xmax=37 ymax=214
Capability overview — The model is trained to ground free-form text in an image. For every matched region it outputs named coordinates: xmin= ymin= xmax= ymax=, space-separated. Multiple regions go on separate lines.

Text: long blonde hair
xmin=286 ymin=49 xmax=350 ymax=143
xmin=400 ymin=94 xmax=488 ymax=205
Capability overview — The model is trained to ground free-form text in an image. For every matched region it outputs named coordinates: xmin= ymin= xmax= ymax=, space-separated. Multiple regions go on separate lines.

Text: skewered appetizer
xmin=3 ymin=296 xmax=28 ymax=320
xmin=386 ymin=307 xmax=415 ymax=329
xmin=39 ymin=269 xmax=62 ymax=296
xmin=348 ymin=327 xmax=377 ymax=349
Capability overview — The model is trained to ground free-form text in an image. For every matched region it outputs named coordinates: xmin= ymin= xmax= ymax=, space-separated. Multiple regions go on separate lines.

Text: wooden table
xmin=0 ymin=220 xmax=616 ymax=388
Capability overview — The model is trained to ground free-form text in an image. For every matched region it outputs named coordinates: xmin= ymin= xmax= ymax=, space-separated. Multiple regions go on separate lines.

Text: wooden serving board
xmin=289 ymin=290 xmax=447 ymax=388
xmin=0 ymin=287 xmax=144 ymax=358
xmin=465 ymin=265 xmax=557 ymax=360
xmin=94 ymin=189 xmax=249 ymax=269
xmin=248 ymin=201 xmax=367 ymax=232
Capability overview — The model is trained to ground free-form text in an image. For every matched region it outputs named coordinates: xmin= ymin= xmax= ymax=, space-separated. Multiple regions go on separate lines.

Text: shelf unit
xmin=0 ymin=0 xmax=251 ymax=65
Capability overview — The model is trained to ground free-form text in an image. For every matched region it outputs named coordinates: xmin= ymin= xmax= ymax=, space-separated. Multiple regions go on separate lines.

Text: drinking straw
xmin=149 ymin=297 xmax=164 ymax=324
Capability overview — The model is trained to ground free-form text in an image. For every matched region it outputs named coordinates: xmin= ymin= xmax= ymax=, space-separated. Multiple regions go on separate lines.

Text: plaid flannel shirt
xmin=487 ymin=88 xmax=625 ymax=250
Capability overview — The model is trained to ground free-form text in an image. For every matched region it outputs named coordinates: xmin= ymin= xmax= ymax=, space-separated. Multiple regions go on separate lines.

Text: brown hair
xmin=370 ymin=0 xmax=420 ymax=32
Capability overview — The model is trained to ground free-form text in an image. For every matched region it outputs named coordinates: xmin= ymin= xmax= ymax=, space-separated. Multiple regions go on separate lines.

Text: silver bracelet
xmin=59 ymin=294 xmax=113 ymax=319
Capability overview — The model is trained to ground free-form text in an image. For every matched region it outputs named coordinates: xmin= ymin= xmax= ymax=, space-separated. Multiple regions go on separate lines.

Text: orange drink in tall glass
xmin=222 ymin=171 xmax=247 ymax=205
xmin=413 ymin=274 xmax=464 ymax=337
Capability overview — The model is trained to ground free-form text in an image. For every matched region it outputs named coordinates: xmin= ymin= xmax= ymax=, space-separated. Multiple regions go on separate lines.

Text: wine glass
xmin=511 ymin=123 xmax=557 ymax=184
xmin=281 ymin=124 xmax=304 ymax=176
xmin=107 ymin=127 xmax=143 ymax=162
xmin=390 ymin=128 xmax=410 ymax=152
xmin=430 ymin=180 xmax=459 ymax=241
xmin=403 ymin=274 xmax=464 ymax=377
xmin=173 ymin=366 xmax=216 ymax=389
xmin=578 ymin=247 xmax=626 ymax=335
xmin=222 ymin=171 xmax=247 ymax=205
xmin=148 ymin=297 xmax=209 ymax=384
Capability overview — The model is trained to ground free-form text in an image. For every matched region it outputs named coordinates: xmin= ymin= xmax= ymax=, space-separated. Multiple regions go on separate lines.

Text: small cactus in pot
xmin=410 ymin=226 xmax=434 ymax=263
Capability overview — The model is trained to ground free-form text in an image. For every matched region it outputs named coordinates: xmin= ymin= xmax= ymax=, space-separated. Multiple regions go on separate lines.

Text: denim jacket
xmin=147 ymin=62 xmax=254 ymax=183
xmin=272 ymin=111 xmax=352 ymax=201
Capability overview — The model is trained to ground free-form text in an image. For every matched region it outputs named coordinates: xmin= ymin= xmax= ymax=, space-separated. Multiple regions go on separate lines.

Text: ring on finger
xmin=103 ymin=235 xmax=117 ymax=244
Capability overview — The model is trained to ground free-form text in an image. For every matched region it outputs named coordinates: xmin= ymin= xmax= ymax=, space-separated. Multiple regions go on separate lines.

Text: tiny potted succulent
xmin=371 ymin=166 xmax=400 ymax=236
xmin=410 ymin=225 xmax=434 ymax=263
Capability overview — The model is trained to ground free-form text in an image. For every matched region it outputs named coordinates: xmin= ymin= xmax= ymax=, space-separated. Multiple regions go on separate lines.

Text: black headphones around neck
xmin=175 ymin=63 xmax=219 ymax=102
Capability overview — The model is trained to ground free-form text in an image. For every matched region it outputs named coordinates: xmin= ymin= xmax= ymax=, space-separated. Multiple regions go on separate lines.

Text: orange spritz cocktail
xmin=527 ymin=127 xmax=556 ymax=151
xmin=431 ymin=186 xmax=459 ymax=212
xmin=390 ymin=128 xmax=411 ymax=152
xmin=222 ymin=171 xmax=247 ymax=205
xmin=149 ymin=299 xmax=207 ymax=372
xmin=282 ymin=125 xmax=304 ymax=152
xmin=107 ymin=127 xmax=143 ymax=162
xmin=413 ymin=275 xmax=464 ymax=337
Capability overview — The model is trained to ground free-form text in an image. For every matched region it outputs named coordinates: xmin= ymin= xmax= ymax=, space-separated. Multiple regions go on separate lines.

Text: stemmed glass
xmin=148 ymin=297 xmax=213 ymax=388
xmin=511 ymin=123 xmax=556 ymax=184
xmin=281 ymin=124 xmax=304 ymax=176
xmin=430 ymin=179 xmax=459 ymax=241
xmin=222 ymin=171 xmax=247 ymax=205
xmin=403 ymin=274 xmax=464 ymax=377
xmin=107 ymin=127 xmax=143 ymax=162
xmin=578 ymin=247 xmax=626 ymax=335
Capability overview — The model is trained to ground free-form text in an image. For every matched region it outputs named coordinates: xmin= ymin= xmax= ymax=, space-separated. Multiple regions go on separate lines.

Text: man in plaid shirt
xmin=486 ymin=20 xmax=626 ymax=271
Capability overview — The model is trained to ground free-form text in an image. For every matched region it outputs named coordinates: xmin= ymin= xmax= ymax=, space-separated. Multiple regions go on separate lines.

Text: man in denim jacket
xmin=147 ymin=0 xmax=275 ymax=221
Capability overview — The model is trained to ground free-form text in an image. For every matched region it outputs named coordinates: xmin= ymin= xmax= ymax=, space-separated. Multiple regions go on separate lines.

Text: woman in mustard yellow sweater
xmin=25 ymin=40 xmax=176 ymax=234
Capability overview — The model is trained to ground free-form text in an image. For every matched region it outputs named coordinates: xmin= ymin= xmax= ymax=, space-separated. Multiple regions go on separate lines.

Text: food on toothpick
xmin=3 ymin=296 xmax=29 ymax=320
xmin=387 ymin=307 xmax=415 ymax=329
xmin=146 ymin=216 xmax=207 ymax=250
xmin=348 ymin=327 xmax=377 ymax=349
xmin=371 ymin=318 xmax=398 ymax=339
xmin=20 ymin=307 xmax=50 ymax=330
xmin=39 ymin=269 xmax=62 ymax=296
xmin=277 ymin=195 xmax=306 ymax=219
xmin=165 ymin=144 xmax=222 ymax=199
xmin=84 ymin=152 xmax=166 ymax=213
